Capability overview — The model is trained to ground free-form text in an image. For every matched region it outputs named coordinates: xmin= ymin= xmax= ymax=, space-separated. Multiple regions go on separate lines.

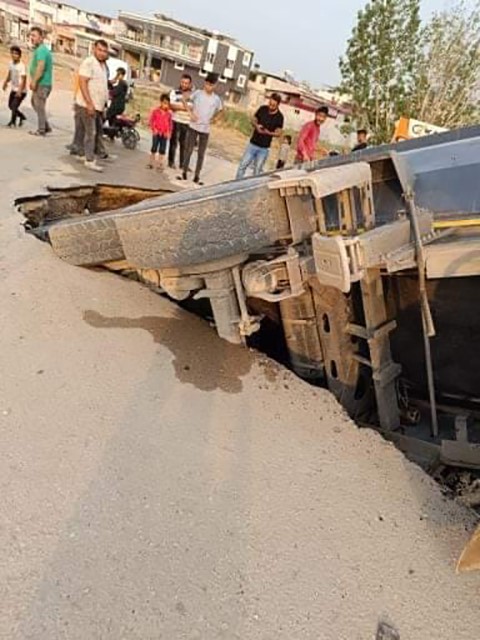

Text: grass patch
xmin=218 ymin=109 xmax=252 ymax=137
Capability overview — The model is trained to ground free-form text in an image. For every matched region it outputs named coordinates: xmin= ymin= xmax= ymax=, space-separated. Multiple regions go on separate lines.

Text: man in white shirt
xmin=168 ymin=73 xmax=193 ymax=169
xmin=180 ymin=73 xmax=223 ymax=185
xmin=75 ymin=39 xmax=110 ymax=172
xmin=2 ymin=46 xmax=27 ymax=127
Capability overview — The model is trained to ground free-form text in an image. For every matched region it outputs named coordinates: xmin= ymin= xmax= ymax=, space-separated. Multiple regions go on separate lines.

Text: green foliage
xmin=340 ymin=0 xmax=480 ymax=142
xmin=340 ymin=0 xmax=421 ymax=143
xmin=411 ymin=1 xmax=480 ymax=128
xmin=220 ymin=109 xmax=253 ymax=137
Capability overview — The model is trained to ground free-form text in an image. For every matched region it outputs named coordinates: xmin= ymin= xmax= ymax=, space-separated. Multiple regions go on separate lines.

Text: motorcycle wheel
xmin=122 ymin=129 xmax=138 ymax=150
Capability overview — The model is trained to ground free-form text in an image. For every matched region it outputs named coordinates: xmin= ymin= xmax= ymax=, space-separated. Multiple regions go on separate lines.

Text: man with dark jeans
xmin=180 ymin=73 xmax=222 ymax=185
xmin=168 ymin=74 xmax=193 ymax=169
xmin=29 ymin=27 xmax=53 ymax=136
xmin=236 ymin=94 xmax=284 ymax=179
xmin=75 ymin=40 xmax=110 ymax=172
xmin=2 ymin=46 xmax=27 ymax=127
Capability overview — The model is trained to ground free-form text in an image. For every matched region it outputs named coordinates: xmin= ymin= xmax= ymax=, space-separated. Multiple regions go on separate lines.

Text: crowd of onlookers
xmin=3 ymin=28 xmax=370 ymax=183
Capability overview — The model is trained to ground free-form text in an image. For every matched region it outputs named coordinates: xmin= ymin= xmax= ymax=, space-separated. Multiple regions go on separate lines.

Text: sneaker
xmin=18 ymin=116 xmax=26 ymax=128
xmin=84 ymin=160 xmax=104 ymax=173
xmin=177 ymin=172 xmax=188 ymax=181
xmin=193 ymin=176 xmax=204 ymax=186
xmin=98 ymin=153 xmax=117 ymax=162
xmin=7 ymin=122 xmax=15 ymax=128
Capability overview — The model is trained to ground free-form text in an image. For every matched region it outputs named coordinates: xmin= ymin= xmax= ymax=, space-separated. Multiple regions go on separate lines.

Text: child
xmin=276 ymin=135 xmax=292 ymax=169
xmin=2 ymin=46 xmax=27 ymax=128
xmin=148 ymin=93 xmax=173 ymax=171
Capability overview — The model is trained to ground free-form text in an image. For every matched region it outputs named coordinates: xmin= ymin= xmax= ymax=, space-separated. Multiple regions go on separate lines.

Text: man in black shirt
xmin=106 ymin=68 xmax=128 ymax=126
xmin=352 ymin=128 xmax=369 ymax=152
xmin=236 ymin=93 xmax=284 ymax=179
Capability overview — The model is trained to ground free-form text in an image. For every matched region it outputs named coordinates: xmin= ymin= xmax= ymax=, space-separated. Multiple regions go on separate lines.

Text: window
xmin=243 ymin=52 xmax=252 ymax=67
xmin=237 ymin=74 xmax=247 ymax=88
xmin=206 ymin=52 xmax=215 ymax=64
xmin=174 ymin=61 xmax=185 ymax=71
xmin=225 ymin=59 xmax=235 ymax=70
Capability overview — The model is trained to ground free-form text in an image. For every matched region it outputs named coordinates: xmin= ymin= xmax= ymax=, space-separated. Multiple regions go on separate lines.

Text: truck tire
xmin=45 ymin=179 xmax=291 ymax=269
xmin=116 ymin=181 xmax=290 ymax=268
xmin=48 ymin=216 xmax=125 ymax=266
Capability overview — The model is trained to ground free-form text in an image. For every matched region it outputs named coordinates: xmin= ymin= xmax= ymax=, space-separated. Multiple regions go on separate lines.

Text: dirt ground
xmin=0 ymin=86 xmax=480 ymax=640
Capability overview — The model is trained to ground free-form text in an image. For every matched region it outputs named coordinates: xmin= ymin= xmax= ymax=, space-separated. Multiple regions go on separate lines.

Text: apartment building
xmin=0 ymin=0 xmax=29 ymax=42
xmin=28 ymin=0 xmax=123 ymax=56
xmin=117 ymin=12 xmax=254 ymax=102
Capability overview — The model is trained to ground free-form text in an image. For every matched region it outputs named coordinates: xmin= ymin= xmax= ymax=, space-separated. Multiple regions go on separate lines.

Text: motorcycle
xmin=103 ymin=113 xmax=141 ymax=150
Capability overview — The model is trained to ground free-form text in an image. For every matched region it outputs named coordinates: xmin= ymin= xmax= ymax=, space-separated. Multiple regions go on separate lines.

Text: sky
xmin=75 ymin=0 xmax=451 ymax=87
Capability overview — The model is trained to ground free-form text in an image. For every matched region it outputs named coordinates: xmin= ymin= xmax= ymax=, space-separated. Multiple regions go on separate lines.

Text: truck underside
xmin=17 ymin=125 xmax=480 ymax=571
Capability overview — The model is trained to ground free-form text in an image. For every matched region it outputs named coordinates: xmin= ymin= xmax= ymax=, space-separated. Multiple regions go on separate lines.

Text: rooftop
xmin=119 ymin=11 xmax=253 ymax=53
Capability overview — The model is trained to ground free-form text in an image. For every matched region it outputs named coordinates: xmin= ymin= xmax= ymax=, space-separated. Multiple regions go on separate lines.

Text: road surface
xmin=0 ymin=92 xmax=479 ymax=640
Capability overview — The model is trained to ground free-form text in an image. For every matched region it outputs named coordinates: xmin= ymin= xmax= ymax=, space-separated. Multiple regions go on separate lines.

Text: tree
xmin=411 ymin=2 xmax=480 ymax=128
xmin=340 ymin=0 xmax=421 ymax=143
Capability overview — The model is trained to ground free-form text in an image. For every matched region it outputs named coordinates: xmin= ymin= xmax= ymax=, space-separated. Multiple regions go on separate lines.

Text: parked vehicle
xmin=103 ymin=113 xmax=141 ymax=150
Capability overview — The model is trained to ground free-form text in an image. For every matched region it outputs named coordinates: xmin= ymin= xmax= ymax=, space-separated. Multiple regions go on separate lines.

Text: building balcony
xmin=117 ymin=31 xmax=203 ymax=66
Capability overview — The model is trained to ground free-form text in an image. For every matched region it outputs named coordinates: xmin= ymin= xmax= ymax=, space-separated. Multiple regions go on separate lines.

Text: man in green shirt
xmin=29 ymin=27 xmax=53 ymax=136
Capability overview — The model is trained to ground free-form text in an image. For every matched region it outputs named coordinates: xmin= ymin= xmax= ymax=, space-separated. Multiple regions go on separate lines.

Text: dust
xmin=83 ymin=310 xmax=253 ymax=394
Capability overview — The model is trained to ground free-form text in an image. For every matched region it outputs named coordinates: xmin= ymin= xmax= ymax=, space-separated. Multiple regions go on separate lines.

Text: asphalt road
xmin=0 ymin=91 xmax=479 ymax=640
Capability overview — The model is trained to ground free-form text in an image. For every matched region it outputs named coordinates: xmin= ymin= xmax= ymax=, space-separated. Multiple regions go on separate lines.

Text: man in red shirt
xmin=295 ymin=106 xmax=329 ymax=164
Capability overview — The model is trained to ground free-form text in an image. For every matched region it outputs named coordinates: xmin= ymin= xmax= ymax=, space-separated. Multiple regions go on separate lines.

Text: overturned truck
xmin=18 ymin=126 xmax=480 ymax=570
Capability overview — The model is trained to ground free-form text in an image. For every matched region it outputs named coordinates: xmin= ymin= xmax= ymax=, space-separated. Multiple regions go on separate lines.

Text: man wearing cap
xmin=236 ymin=93 xmax=284 ymax=179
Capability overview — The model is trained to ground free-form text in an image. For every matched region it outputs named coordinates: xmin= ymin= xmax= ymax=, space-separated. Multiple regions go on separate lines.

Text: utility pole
xmin=145 ymin=22 xmax=154 ymax=81
xmin=29 ymin=0 xmax=36 ymax=29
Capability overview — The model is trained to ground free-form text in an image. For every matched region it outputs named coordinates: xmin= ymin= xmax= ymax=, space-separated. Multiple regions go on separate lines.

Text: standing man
xmin=168 ymin=73 xmax=193 ymax=169
xmin=2 ymin=46 xmax=27 ymax=127
xmin=29 ymin=27 xmax=53 ymax=136
xmin=295 ymin=106 xmax=329 ymax=164
xmin=352 ymin=129 xmax=369 ymax=152
xmin=75 ymin=39 xmax=110 ymax=172
xmin=236 ymin=94 xmax=284 ymax=179
xmin=180 ymin=73 xmax=222 ymax=185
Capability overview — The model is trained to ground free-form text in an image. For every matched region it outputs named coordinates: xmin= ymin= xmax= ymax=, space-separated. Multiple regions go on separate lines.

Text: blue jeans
xmin=236 ymin=143 xmax=270 ymax=179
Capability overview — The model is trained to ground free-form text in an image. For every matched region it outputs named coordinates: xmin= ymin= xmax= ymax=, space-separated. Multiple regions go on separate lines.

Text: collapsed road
xmin=17 ymin=125 xmax=480 ymax=573
xmin=2 ymin=96 xmax=480 ymax=638
xmin=18 ymin=127 xmax=480 ymax=469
